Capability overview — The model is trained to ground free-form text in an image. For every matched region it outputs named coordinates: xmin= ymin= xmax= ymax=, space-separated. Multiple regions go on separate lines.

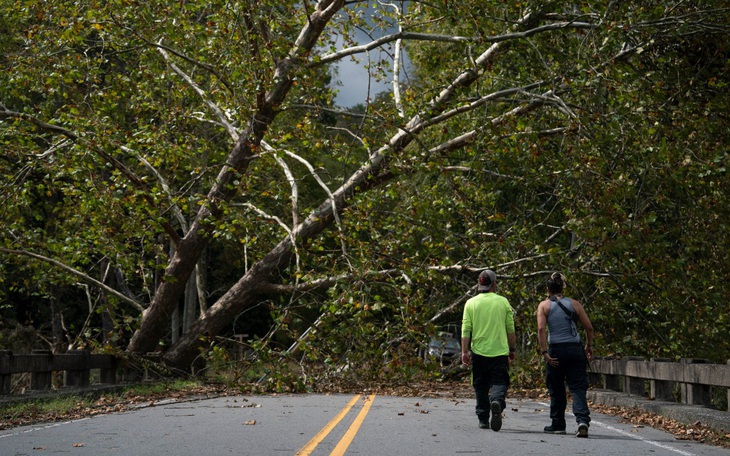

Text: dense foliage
xmin=1 ymin=1 xmax=727 ymax=389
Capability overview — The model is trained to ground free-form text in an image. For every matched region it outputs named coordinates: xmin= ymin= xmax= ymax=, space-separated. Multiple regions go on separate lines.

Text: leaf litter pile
xmin=589 ymin=401 xmax=730 ymax=449
xmin=1 ymin=382 xmax=728 ymax=449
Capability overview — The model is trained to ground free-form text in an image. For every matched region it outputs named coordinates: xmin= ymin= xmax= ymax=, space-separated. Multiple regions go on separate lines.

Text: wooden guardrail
xmin=0 ymin=349 xmax=120 ymax=395
xmin=589 ymin=357 xmax=730 ymax=410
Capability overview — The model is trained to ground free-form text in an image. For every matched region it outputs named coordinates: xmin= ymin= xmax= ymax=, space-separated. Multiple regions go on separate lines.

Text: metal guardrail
xmin=589 ymin=356 xmax=730 ymax=410
xmin=0 ymin=350 xmax=120 ymax=395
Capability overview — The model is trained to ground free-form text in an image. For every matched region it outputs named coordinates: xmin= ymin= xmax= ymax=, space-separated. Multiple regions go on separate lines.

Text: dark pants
xmin=546 ymin=343 xmax=590 ymax=429
xmin=471 ymin=353 xmax=510 ymax=422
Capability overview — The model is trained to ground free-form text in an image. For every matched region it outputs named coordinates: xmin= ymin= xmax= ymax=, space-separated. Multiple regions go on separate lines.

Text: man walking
xmin=461 ymin=269 xmax=516 ymax=431
xmin=537 ymin=272 xmax=594 ymax=437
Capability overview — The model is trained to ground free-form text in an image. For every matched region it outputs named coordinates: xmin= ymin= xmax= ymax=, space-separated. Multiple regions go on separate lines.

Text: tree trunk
xmin=196 ymin=248 xmax=208 ymax=315
xmin=171 ymin=307 xmax=180 ymax=344
xmin=161 ymin=165 xmax=395 ymax=370
xmin=183 ymin=272 xmax=197 ymax=333
xmin=50 ymin=296 xmax=64 ymax=354
xmin=126 ymin=0 xmax=347 ymax=360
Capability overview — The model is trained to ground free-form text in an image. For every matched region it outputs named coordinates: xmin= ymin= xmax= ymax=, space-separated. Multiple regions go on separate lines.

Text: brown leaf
xmin=244 ymin=420 xmax=256 ymax=425
xmin=72 ymin=443 xmax=85 ymax=447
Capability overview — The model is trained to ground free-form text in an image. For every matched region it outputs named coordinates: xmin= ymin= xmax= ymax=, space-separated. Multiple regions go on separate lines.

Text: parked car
xmin=424 ymin=334 xmax=461 ymax=365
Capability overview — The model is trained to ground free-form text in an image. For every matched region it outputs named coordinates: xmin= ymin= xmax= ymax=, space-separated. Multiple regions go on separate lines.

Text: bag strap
xmin=550 ymin=296 xmax=579 ymax=323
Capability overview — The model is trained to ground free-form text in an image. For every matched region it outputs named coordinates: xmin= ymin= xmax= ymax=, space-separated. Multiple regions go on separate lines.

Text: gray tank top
xmin=547 ymin=297 xmax=581 ymax=344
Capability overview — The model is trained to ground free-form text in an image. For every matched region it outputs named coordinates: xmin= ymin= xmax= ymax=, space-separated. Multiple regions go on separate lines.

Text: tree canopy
xmin=1 ymin=1 xmax=728 ymax=385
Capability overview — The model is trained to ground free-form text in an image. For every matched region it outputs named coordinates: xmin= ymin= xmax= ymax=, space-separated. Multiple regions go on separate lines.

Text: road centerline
xmin=295 ymin=394 xmax=361 ymax=456
xmin=330 ymin=394 xmax=376 ymax=456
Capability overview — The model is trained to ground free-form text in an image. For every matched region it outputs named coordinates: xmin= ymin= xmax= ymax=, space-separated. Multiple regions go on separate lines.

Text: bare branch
xmin=441 ymin=166 xmax=525 ymax=181
xmin=281 ymin=146 xmax=350 ymax=260
xmin=257 ymin=268 xmax=402 ymax=294
xmin=421 ymin=82 xmax=548 ymax=132
xmin=381 ymin=1 xmax=406 ymax=117
xmin=239 ymin=203 xmax=294 ymax=237
xmin=315 ymin=21 xmax=595 ymax=66
xmin=0 ymin=107 xmax=78 ymax=140
xmin=427 ymin=255 xmax=551 ymax=275
xmin=35 ymin=138 xmax=73 ymax=159
xmin=157 ymin=43 xmax=240 ymax=142
xmin=421 ymin=97 xmax=547 ymax=157
xmin=272 ymin=153 xmax=300 ymax=228
xmin=123 ymin=146 xmax=188 ymax=232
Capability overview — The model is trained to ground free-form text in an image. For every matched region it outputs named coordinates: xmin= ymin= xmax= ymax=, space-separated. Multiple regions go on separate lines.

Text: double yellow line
xmin=295 ymin=394 xmax=376 ymax=456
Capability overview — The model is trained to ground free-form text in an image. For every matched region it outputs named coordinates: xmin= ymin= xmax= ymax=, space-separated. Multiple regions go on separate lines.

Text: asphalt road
xmin=0 ymin=393 xmax=728 ymax=456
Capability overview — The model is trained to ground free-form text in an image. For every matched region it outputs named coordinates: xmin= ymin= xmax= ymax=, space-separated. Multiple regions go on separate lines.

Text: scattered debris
xmin=1 ymin=383 xmax=727 ymax=449
xmin=590 ymin=402 xmax=729 ymax=448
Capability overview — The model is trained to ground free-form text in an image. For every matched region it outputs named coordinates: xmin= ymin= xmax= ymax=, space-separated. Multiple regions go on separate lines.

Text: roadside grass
xmin=2 ymin=395 xmax=92 ymax=420
xmin=0 ymin=380 xmax=223 ymax=429
xmin=123 ymin=379 xmax=200 ymax=397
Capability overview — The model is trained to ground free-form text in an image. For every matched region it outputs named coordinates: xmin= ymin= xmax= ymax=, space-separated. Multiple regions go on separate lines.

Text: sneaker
xmin=576 ymin=422 xmax=589 ymax=438
xmin=544 ymin=425 xmax=566 ymax=434
xmin=490 ymin=401 xmax=502 ymax=432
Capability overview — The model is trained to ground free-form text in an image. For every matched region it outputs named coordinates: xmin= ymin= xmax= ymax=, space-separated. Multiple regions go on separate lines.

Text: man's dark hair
xmin=547 ymin=272 xmax=565 ymax=294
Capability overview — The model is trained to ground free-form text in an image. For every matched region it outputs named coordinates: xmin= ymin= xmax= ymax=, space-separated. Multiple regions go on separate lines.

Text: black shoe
xmin=490 ymin=401 xmax=502 ymax=432
xmin=576 ymin=422 xmax=589 ymax=438
xmin=479 ymin=420 xmax=490 ymax=429
xmin=544 ymin=425 xmax=566 ymax=434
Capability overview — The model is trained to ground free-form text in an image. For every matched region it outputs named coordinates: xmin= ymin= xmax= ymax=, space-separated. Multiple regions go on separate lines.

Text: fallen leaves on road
xmin=590 ymin=402 xmax=729 ymax=448
xmin=2 ymin=382 xmax=728 ymax=450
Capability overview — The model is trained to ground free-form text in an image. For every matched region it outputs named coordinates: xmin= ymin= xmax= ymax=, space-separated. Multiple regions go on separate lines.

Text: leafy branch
xmin=315 ymin=21 xmax=596 ymax=66
xmin=0 ymin=248 xmax=145 ymax=312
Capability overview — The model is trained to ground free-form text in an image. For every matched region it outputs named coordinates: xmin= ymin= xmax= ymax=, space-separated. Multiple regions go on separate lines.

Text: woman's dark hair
xmin=547 ymin=272 xmax=565 ymax=294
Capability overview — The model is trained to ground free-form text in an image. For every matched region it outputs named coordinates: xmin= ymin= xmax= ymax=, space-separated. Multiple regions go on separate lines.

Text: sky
xmin=332 ymin=51 xmax=395 ymax=107
xmin=330 ymin=8 xmax=411 ymax=108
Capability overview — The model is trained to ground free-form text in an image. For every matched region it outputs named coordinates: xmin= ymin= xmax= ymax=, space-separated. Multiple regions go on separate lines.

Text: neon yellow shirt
xmin=461 ymin=292 xmax=515 ymax=357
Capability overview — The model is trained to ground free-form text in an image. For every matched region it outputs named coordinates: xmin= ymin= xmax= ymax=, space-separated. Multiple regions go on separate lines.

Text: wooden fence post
xmin=98 ymin=354 xmax=118 ymax=385
xmin=680 ymin=358 xmax=712 ymax=406
xmin=597 ymin=356 xmax=622 ymax=391
xmin=63 ymin=350 xmax=90 ymax=388
xmin=30 ymin=350 xmax=53 ymax=391
xmin=0 ymin=350 xmax=12 ymax=395
xmin=623 ymin=356 xmax=646 ymax=396
xmin=588 ymin=370 xmax=603 ymax=388
xmin=650 ymin=358 xmax=674 ymax=401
